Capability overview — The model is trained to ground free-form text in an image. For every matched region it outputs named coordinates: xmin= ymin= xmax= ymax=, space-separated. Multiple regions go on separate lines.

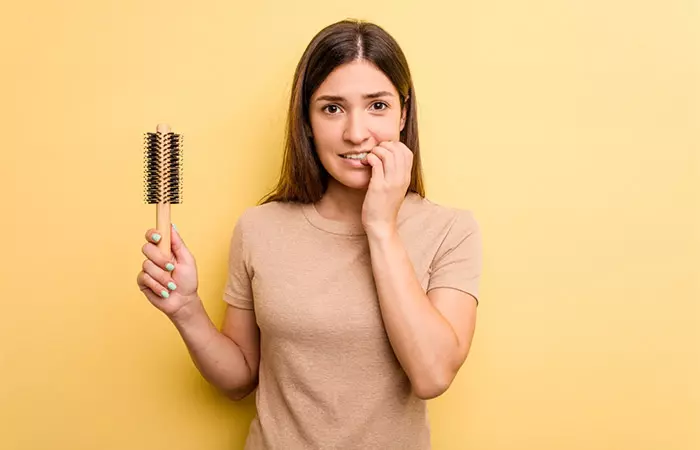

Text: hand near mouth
xmin=361 ymin=140 xmax=414 ymax=236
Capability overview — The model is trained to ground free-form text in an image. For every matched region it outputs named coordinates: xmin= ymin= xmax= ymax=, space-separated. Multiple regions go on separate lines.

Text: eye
xmin=370 ymin=101 xmax=389 ymax=111
xmin=322 ymin=104 xmax=342 ymax=115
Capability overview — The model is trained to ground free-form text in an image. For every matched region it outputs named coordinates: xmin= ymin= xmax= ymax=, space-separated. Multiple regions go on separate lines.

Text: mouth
xmin=339 ymin=152 xmax=369 ymax=161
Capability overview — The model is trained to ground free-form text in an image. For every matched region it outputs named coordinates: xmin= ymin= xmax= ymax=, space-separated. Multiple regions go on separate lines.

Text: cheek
xmin=370 ymin=116 xmax=403 ymax=141
xmin=311 ymin=130 xmax=338 ymax=159
xmin=309 ymin=116 xmax=338 ymax=145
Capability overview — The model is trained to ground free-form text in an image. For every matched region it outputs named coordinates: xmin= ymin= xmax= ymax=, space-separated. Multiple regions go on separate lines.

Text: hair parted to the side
xmin=258 ymin=19 xmax=425 ymax=205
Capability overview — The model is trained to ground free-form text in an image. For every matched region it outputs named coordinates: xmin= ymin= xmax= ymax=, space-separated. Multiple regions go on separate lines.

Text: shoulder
xmin=400 ymin=193 xmax=480 ymax=237
xmin=236 ymin=200 xmax=304 ymax=225
xmin=233 ymin=200 xmax=304 ymax=238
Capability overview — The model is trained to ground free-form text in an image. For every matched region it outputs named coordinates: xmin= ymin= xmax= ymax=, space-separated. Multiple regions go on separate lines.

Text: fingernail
xmin=160 ymin=290 xmax=170 ymax=299
xmin=152 ymin=233 xmax=161 ymax=242
xmin=165 ymin=263 xmax=175 ymax=272
xmin=167 ymin=282 xmax=177 ymax=290
xmin=172 ymin=223 xmax=177 ymax=231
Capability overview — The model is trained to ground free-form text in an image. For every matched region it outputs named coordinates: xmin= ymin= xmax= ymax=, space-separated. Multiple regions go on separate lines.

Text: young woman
xmin=137 ymin=19 xmax=482 ymax=450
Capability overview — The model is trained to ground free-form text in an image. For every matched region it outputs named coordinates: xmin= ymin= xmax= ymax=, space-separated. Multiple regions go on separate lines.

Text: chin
xmin=331 ymin=170 xmax=371 ymax=190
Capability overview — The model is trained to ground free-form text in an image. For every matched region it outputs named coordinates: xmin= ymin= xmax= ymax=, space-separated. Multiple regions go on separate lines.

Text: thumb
xmin=170 ymin=224 xmax=194 ymax=264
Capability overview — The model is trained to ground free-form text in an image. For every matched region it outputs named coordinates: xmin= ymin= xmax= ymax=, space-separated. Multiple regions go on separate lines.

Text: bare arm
xmin=357 ymin=140 xmax=480 ymax=400
xmin=170 ymin=299 xmax=260 ymax=401
xmin=367 ymin=229 xmax=477 ymax=400
xmin=138 ymin=224 xmax=260 ymax=401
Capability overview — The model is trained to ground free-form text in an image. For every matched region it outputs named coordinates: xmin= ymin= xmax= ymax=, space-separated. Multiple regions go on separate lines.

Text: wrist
xmin=365 ymin=222 xmax=398 ymax=241
xmin=169 ymin=293 xmax=204 ymax=326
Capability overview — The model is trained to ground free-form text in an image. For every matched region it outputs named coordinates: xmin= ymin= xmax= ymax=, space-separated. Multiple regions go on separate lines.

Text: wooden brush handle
xmin=156 ymin=123 xmax=172 ymax=259
xmin=157 ymin=203 xmax=171 ymax=259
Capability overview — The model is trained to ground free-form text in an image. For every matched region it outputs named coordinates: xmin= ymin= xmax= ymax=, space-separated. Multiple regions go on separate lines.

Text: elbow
xmin=224 ymin=389 xmax=249 ymax=402
xmin=222 ymin=380 xmax=258 ymax=402
xmin=410 ymin=368 xmax=455 ymax=400
xmin=223 ymin=386 xmax=255 ymax=402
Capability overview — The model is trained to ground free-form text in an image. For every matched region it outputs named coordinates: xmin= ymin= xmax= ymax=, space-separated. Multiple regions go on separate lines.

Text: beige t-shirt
xmin=223 ymin=192 xmax=482 ymax=450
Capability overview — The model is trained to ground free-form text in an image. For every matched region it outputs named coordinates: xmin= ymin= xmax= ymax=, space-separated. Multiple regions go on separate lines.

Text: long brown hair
xmin=259 ymin=19 xmax=425 ymax=205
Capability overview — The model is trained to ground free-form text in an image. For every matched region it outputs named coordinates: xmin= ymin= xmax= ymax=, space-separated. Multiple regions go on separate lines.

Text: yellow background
xmin=2 ymin=1 xmax=698 ymax=449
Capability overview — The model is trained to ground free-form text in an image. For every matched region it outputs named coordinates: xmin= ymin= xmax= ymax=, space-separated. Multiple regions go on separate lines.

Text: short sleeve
xmin=223 ymin=214 xmax=254 ymax=310
xmin=427 ymin=210 xmax=483 ymax=304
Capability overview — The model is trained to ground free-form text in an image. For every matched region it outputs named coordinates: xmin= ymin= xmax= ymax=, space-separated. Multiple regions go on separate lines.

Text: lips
xmin=340 ymin=151 xmax=369 ymax=160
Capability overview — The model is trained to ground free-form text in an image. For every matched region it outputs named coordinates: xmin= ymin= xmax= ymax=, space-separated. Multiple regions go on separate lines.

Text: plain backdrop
xmin=2 ymin=1 xmax=698 ymax=449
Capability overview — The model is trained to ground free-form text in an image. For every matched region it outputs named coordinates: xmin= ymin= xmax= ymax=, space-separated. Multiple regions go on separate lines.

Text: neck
xmin=315 ymin=179 xmax=367 ymax=224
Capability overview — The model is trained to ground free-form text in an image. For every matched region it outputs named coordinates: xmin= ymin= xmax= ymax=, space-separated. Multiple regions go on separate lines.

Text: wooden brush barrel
xmin=156 ymin=123 xmax=172 ymax=259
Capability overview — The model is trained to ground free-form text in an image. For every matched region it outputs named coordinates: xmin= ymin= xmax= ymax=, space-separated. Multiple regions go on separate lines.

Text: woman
xmin=137 ymin=19 xmax=482 ymax=450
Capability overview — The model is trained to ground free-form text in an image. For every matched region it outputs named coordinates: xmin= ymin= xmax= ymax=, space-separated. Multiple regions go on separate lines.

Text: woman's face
xmin=309 ymin=60 xmax=406 ymax=190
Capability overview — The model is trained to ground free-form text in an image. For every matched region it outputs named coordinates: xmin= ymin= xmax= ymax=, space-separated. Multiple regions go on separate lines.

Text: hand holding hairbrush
xmin=138 ymin=124 xmax=199 ymax=319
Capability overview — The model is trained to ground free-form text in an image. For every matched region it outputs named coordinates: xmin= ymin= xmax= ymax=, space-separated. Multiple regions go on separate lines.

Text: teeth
xmin=342 ymin=152 xmax=368 ymax=160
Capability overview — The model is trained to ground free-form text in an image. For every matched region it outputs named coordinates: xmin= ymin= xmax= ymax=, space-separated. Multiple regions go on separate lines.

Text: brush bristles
xmin=143 ymin=131 xmax=183 ymax=204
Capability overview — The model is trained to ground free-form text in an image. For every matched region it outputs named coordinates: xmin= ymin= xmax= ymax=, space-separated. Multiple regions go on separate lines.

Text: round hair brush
xmin=143 ymin=124 xmax=183 ymax=258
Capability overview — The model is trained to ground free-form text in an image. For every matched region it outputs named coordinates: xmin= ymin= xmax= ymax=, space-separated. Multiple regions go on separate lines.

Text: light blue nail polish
xmin=152 ymin=233 xmax=161 ymax=242
xmin=172 ymin=223 xmax=177 ymax=231
xmin=167 ymin=282 xmax=177 ymax=290
xmin=161 ymin=290 xmax=170 ymax=299
xmin=166 ymin=263 xmax=175 ymax=272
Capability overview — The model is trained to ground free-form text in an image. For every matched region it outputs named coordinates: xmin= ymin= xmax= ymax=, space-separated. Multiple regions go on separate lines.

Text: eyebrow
xmin=315 ymin=91 xmax=395 ymax=102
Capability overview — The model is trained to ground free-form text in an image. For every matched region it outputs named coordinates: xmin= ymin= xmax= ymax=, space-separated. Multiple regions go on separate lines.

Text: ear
xmin=399 ymin=96 xmax=409 ymax=132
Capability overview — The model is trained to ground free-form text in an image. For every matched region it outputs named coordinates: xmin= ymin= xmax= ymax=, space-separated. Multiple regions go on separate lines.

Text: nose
xmin=343 ymin=111 xmax=371 ymax=145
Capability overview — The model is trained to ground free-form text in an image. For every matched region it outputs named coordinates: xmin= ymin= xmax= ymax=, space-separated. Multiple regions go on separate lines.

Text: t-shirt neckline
xmin=300 ymin=192 xmax=422 ymax=237
xmin=301 ymin=202 xmax=367 ymax=236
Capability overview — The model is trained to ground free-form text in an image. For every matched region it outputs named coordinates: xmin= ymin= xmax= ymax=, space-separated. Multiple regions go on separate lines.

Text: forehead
xmin=313 ymin=60 xmax=398 ymax=98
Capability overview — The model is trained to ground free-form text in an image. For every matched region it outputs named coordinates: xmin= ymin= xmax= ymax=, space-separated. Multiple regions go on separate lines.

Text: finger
xmin=145 ymin=228 xmax=163 ymax=244
xmin=361 ymin=130 xmax=380 ymax=167
xmin=393 ymin=141 xmax=414 ymax=182
xmin=170 ymin=224 xmax=193 ymax=265
xmin=396 ymin=141 xmax=414 ymax=160
xmin=365 ymin=152 xmax=384 ymax=182
xmin=142 ymin=242 xmax=176 ymax=273
xmin=371 ymin=145 xmax=394 ymax=181
xmin=142 ymin=259 xmax=177 ymax=292
xmin=378 ymin=141 xmax=404 ymax=183
xmin=137 ymin=272 xmax=164 ymax=304
xmin=138 ymin=271 xmax=172 ymax=299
